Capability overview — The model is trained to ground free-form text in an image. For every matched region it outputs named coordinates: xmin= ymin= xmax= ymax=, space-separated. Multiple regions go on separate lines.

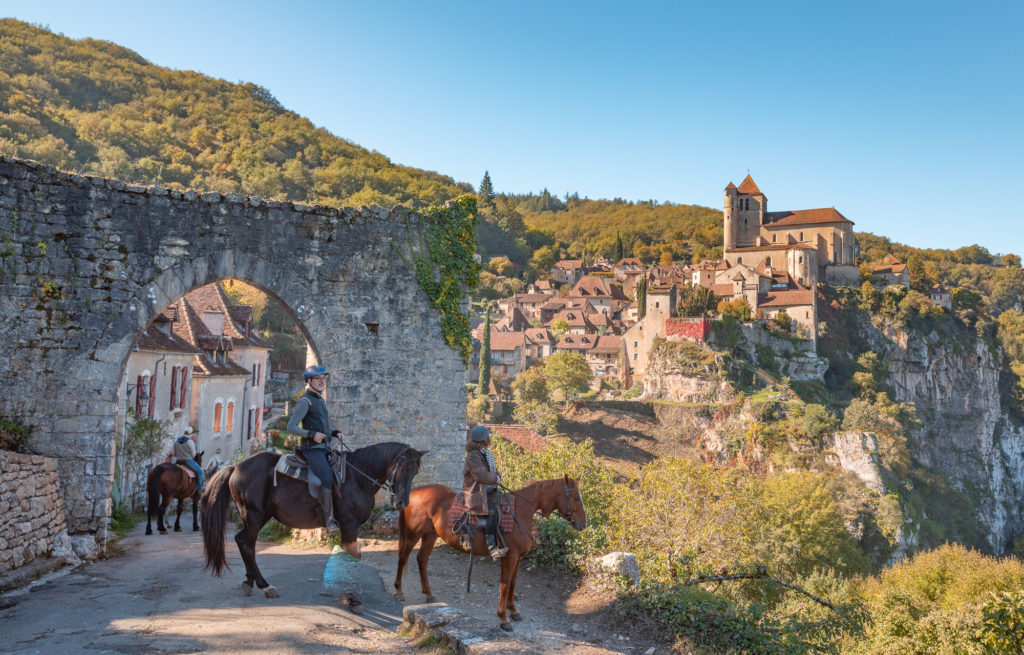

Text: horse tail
xmin=146 ymin=465 xmax=163 ymax=524
xmin=201 ymin=464 xmax=235 ymax=576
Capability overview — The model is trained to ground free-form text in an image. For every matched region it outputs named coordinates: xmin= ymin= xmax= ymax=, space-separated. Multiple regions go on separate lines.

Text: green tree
xmin=678 ymin=284 xmax=717 ymax=317
xmin=801 ymin=404 xmax=839 ymax=442
xmin=614 ymin=231 xmax=624 ymax=262
xmin=528 ymin=246 xmax=556 ymax=280
xmin=478 ymin=308 xmax=491 ymax=396
xmin=952 ymin=287 xmax=984 ymax=311
xmin=1002 ymin=253 xmax=1022 ymax=267
xmin=550 ymin=318 xmax=571 ymax=340
xmin=488 ymin=256 xmax=513 ymax=277
xmin=543 ymin=352 xmax=593 ymax=403
xmin=717 ymin=297 xmax=752 ymax=322
xmin=658 ymin=250 xmax=673 ymax=266
xmin=636 ymin=276 xmax=647 ymax=320
xmin=478 ymin=170 xmax=495 ymax=208
xmin=512 ymin=367 xmax=557 ymax=435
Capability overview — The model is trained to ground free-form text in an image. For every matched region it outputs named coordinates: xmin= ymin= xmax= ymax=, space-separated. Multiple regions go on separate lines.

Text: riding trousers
xmin=302 ymin=447 xmax=334 ymax=489
xmin=485 ymin=486 xmax=500 ymax=536
xmin=177 ymin=458 xmax=205 ymax=489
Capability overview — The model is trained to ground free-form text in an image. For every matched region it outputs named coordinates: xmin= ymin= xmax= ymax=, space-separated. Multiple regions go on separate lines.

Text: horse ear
xmin=564 ymin=474 xmax=572 ymax=484
xmin=417 ymin=449 xmax=429 ymax=458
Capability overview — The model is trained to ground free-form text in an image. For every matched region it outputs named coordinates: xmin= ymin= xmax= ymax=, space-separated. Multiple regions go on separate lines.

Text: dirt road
xmin=0 ymin=526 xmax=428 ymax=655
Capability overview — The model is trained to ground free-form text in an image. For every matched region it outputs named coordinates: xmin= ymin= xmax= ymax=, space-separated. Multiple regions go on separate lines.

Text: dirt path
xmin=361 ymin=537 xmax=671 ymax=654
xmin=0 ymin=525 xmax=437 ymax=655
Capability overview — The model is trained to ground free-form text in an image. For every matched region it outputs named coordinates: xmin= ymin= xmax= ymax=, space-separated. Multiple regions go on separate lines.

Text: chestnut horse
xmin=145 ymin=451 xmax=209 ymax=535
xmin=202 ymin=442 xmax=425 ymax=599
xmin=394 ymin=476 xmax=587 ymax=630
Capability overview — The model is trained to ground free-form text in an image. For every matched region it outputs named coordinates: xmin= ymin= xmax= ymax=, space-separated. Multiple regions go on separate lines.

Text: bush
xmin=801 ymin=404 xmax=839 ymax=443
xmin=467 ymin=395 xmax=491 ymax=424
xmin=0 ymin=416 xmax=30 ymax=452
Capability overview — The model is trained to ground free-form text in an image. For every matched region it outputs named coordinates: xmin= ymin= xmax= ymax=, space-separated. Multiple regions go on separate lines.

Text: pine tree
xmin=636 ymin=277 xmax=647 ymax=320
xmin=478 ymin=171 xmax=495 ymax=208
xmin=614 ymin=232 xmax=624 ymax=263
xmin=478 ymin=307 xmax=492 ymax=396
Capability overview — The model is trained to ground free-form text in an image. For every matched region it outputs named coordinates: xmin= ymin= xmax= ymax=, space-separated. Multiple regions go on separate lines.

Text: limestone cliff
xmin=880 ymin=323 xmax=1024 ymax=553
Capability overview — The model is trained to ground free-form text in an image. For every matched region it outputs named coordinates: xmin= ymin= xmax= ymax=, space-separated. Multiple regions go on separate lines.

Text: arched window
xmin=765 ymin=257 xmax=773 ymax=267
xmin=213 ymin=402 xmax=223 ymax=434
xmin=799 ymin=231 xmax=804 ymax=241
xmin=737 ymin=257 xmax=743 ymax=264
xmin=226 ymin=402 xmax=234 ymax=432
xmin=772 ymin=234 xmax=777 ymax=243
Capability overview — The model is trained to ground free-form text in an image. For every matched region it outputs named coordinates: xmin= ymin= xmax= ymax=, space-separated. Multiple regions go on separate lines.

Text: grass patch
xmin=109 ymin=507 xmax=145 ymax=537
xmin=258 ymin=518 xmax=294 ymax=542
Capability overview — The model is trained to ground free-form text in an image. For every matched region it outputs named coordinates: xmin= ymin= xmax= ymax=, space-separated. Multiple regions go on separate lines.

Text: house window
xmin=634 ymin=341 xmax=638 ymax=348
xmin=800 ymin=232 xmax=804 ymax=241
xmin=213 ymin=402 xmax=223 ymax=434
xmin=737 ymin=257 xmax=743 ymax=264
xmin=655 ymin=302 xmax=660 ymax=308
xmin=799 ymin=256 xmax=803 ymax=263
xmin=765 ymin=257 xmax=772 ymax=267
xmin=634 ymin=353 xmax=638 ymax=361
xmin=772 ymin=234 xmax=776 ymax=243
xmin=226 ymin=402 xmax=234 ymax=432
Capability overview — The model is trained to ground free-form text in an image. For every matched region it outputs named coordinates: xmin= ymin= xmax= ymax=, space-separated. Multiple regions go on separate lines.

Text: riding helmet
xmin=469 ymin=425 xmax=491 ymax=442
xmin=303 ymin=364 xmax=328 ymax=381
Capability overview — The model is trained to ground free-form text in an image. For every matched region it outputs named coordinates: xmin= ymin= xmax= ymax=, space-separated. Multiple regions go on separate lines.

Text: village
xmin=468 ymin=175 xmax=948 ymax=407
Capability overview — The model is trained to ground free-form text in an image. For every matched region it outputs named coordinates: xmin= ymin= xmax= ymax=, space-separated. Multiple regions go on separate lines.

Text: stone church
xmin=722 ymin=175 xmax=859 ymax=286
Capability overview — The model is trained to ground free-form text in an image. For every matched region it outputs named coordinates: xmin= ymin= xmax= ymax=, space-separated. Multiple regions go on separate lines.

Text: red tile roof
xmin=553 ymin=259 xmax=583 ymax=270
xmin=136 ymin=323 xmax=203 ymax=354
xmin=525 ymin=328 xmax=554 ymax=345
xmin=764 ymin=208 xmax=852 ymax=226
xmin=710 ymin=283 xmax=735 ymax=298
xmin=488 ymin=330 xmax=527 ymax=351
xmin=737 ymin=175 xmax=762 ymax=195
xmin=725 ymin=182 xmax=738 ymax=191
xmin=556 ymin=334 xmax=597 ymax=350
xmin=872 ymin=263 xmax=907 ymax=275
xmin=758 ymin=289 xmax=814 ymax=308
xmin=592 ymin=335 xmax=622 ymax=354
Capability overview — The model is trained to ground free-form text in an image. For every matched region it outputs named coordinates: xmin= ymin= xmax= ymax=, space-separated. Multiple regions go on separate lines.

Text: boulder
xmin=50 ymin=530 xmax=82 ymax=566
xmin=69 ymin=534 xmax=99 ymax=560
xmin=595 ymin=551 xmax=639 ymax=586
xmin=372 ymin=510 xmax=400 ymax=536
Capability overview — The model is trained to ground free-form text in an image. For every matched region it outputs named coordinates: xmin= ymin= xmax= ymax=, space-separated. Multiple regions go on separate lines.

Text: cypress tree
xmin=614 ymin=231 xmax=624 ymax=262
xmin=479 ymin=171 xmax=495 ymax=208
xmin=636 ymin=277 xmax=647 ymax=320
xmin=478 ymin=308 xmax=492 ymax=396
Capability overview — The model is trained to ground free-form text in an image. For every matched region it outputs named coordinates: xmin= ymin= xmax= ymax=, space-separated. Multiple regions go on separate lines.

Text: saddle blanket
xmin=447 ymin=492 xmax=514 ymax=534
xmin=274 ymin=454 xmax=312 ymax=483
xmin=178 ymin=465 xmax=196 ymax=479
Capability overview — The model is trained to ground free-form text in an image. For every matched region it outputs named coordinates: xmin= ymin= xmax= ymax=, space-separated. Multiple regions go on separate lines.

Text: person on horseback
xmin=287 ymin=364 xmax=343 ymax=536
xmin=464 ymin=425 xmax=508 ymax=559
xmin=172 ymin=427 xmax=205 ymax=491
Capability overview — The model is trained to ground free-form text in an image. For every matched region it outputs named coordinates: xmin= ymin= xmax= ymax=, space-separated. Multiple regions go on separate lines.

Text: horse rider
xmin=172 ymin=427 xmax=205 ymax=492
xmin=464 ymin=425 xmax=508 ymax=559
xmin=287 ymin=364 xmax=343 ymax=536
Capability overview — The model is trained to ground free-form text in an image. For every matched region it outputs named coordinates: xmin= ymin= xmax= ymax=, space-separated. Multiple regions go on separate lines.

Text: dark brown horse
xmin=202 ymin=442 xmax=425 ymax=598
xmin=394 ymin=476 xmax=587 ymax=630
xmin=145 ymin=451 xmax=208 ymax=535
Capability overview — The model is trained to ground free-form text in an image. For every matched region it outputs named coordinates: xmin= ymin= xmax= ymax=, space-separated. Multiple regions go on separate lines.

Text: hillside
xmin=0 ymin=19 xmax=469 ymax=209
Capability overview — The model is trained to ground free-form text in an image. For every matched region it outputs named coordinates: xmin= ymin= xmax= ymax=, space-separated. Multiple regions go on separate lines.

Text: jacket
xmin=172 ymin=436 xmax=196 ymax=461
xmin=462 ymin=448 xmax=499 ymax=515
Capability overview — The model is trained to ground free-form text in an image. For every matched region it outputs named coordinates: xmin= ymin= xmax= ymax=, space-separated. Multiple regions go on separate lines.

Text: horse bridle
xmin=338 ymin=446 xmax=410 ymax=499
xmin=560 ymin=481 xmax=581 ymax=523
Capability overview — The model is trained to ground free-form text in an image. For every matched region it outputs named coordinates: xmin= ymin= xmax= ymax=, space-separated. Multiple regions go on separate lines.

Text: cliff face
xmin=882 ymin=324 xmax=1024 ymax=553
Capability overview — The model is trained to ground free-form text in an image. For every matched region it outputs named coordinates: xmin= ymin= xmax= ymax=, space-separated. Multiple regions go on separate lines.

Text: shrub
xmin=467 ymin=395 xmax=491 ymax=424
xmin=0 ymin=416 xmax=30 ymax=452
xmin=801 ymin=404 xmax=839 ymax=443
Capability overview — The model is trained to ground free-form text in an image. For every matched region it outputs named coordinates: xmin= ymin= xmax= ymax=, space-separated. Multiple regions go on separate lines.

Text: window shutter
xmin=257 ymin=363 xmax=262 ymax=386
xmin=179 ymin=368 xmax=188 ymax=409
xmin=148 ymin=374 xmax=156 ymax=417
xmin=213 ymin=403 xmax=222 ymax=433
xmin=226 ymin=402 xmax=234 ymax=432
xmin=169 ymin=366 xmax=178 ymax=410
xmin=136 ymin=375 xmax=144 ymax=415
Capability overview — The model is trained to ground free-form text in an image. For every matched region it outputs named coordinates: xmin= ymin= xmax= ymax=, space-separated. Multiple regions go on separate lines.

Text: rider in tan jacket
xmin=463 ymin=425 xmax=507 ymax=559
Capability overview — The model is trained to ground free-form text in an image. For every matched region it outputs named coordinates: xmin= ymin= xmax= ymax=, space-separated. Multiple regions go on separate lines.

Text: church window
xmin=737 ymin=257 xmax=743 ymax=264
xmin=799 ymin=256 xmax=803 ymax=263
xmin=800 ymin=231 xmax=804 ymax=241
xmin=772 ymin=234 xmax=777 ymax=243
xmin=765 ymin=257 xmax=772 ymax=267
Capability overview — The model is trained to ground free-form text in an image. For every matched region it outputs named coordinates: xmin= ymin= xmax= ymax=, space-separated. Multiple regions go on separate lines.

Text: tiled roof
xmin=171 ymin=285 xmax=265 ymax=378
xmin=514 ymin=293 xmax=550 ymax=305
xmin=556 ymin=334 xmax=597 ymax=350
xmin=929 ymin=283 xmax=949 ymax=295
xmin=482 ymin=424 xmax=546 ymax=452
xmin=180 ymin=284 xmax=271 ymax=349
xmin=615 ymin=258 xmax=643 ymax=267
xmin=725 ymin=182 xmax=738 ymax=191
xmin=592 ymin=335 xmax=622 ymax=354
xmin=758 ymin=289 xmax=814 ymax=308
xmin=488 ymin=330 xmax=527 ymax=351
xmin=136 ymin=323 xmax=202 ymax=354
xmin=737 ymin=175 xmax=762 ymax=195
xmin=872 ymin=263 xmax=907 ymax=275
xmin=549 ymin=310 xmax=596 ymax=329
xmin=710 ymin=283 xmax=735 ymax=298
xmin=553 ymin=259 xmax=583 ymax=270
xmin=727 ymin=243 xmax=816 ymax=253
xmin=764 ymin=208 xmax=852 ymax=226
xmin=525 ymin=328 xmax=553 ymax=344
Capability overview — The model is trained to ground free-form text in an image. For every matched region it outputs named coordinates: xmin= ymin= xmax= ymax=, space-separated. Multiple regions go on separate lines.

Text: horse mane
xmin=348 ymin=441 xmax=409 ymax=472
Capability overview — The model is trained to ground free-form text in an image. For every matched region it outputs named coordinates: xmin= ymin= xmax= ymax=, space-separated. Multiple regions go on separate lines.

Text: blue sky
xmin=7 ymin=1 xmax=1023 ymax=255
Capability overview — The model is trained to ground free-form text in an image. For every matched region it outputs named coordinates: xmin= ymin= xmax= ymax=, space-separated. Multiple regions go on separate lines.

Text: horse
xmin=145 ymin=450 xmax=211 ymax=535
xmin=201 ymin=441 xmax=426 ymax=599
xmin=394 ymin=475 xmax=587 ymax=631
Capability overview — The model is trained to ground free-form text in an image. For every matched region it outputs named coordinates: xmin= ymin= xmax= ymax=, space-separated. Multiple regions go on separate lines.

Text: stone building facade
xmin=0 ymin=156 xmax=468 ymax=539
xmin=723 ymin=175 xmax=859 ymax=286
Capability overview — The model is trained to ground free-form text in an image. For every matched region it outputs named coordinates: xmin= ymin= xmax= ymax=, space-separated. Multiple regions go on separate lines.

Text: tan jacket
xmin=462 ymin=449 xmax=498 ymax=515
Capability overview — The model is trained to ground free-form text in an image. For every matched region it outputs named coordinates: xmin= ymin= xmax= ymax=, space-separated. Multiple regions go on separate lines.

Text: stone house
xmin=547 ymin=309 xmax=598 ymax=335
xmin=929 ymin=283 xmax=952 ymax=310
xmin=621 ymin=283 xmax=678 ymax=383
xmin=723 ymin=175 xmax=859 ymax=286
xmin=527 ymin=279 xmax=558 ymax=295
xmin=691 ymin=259 xmax=729 ymax=287
xmin=551 ymin=259 xmax=584 ymax=285
xmin=487 ymin=330 xmax=530 ymax=378
xmin=872 ymin=255 xmax=911 ymax=288
xmin=525 ymin=327 xmax=555 ymax=360
xmin=757 ymin=289 xmax=817 ymax=339
xmin=569 ymin=275 xmax=630 ymax=316
xmin=172 ymin=284 xmax=271 ymax=465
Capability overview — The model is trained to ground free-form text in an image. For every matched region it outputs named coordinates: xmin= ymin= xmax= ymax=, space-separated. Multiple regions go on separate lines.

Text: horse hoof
xmin=159 ymin=530 xmax=167 ymax=535
xmin=394 ymin=591 xmax=405 ymax=602
xmin=511 ymin=612 xmax=523 ymax=621
xmin=174 ymin=527 xmax=181 ymax=532
xmin=242 ymin=582 xmax=253 ymax=596
xmin=500 ymin=623 xmax=513 ymax=632
xmin=263 ymin=586 xmax=280 ymax=598
xmin=145 ymin=529 xmax=152 ymax=536
xmin=425 ymin=595 xmax=437 ymax=603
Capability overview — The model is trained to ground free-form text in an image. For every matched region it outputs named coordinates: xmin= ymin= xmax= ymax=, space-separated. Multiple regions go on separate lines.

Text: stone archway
xmin=0 ymin=155 xmax=468 ymax=535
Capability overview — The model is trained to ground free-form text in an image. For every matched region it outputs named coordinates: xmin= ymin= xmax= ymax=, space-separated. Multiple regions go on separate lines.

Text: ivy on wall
xmin=411 ymin=194 xmax=480 ymax=361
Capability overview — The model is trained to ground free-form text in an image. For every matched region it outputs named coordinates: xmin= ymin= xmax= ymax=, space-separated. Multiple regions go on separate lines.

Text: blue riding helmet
xmin=303 ymin=364 xmax=329 ymax=381
xmin=469 ymin=425 xmax=492 ymax=442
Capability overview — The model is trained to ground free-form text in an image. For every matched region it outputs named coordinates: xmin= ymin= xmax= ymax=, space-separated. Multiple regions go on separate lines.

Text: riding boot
xmin=318 ymin=487 xmax=341 ymax=537
xmin=487 ymin=532 xmax=508 ymax=559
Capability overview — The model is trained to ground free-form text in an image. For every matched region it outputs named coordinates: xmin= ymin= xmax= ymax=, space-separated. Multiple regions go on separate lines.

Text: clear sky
xmin=7 ymin=1 xmax=1023 ymax=255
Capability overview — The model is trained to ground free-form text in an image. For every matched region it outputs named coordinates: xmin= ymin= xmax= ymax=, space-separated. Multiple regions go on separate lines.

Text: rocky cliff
xmin=880 ymin=323 xmax=1024 ymax=554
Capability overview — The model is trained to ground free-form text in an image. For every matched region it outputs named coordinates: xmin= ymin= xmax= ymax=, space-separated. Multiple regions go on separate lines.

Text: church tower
xmin=725 ymin=174 xmax=766 ymax=248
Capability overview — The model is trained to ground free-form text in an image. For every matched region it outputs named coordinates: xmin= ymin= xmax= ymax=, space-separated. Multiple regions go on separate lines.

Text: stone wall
xmin=0 ymin=155 xmax=468 ymax=535
xmin=0 ymin=451 xmax=67 ymax=575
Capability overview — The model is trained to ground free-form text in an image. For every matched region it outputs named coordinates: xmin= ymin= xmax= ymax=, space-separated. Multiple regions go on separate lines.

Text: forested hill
xmin=0 ymin=19 xmax=469 ymax=208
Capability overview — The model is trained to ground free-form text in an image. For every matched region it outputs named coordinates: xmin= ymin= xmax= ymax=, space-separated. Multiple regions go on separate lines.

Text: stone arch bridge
xmin=0 ymin=155 xmax=467 ymax=536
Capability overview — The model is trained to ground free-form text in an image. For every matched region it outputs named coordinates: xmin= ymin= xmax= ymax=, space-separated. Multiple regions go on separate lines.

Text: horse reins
xmin=496 ymin=480 xmax=582 ymax=539
xmin=337 ymin=443 xmax=406 ymax=499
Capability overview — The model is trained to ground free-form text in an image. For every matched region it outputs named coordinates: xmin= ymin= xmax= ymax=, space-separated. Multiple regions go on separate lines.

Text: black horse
xmin=201 ymin=442 xmax=425 ymax=598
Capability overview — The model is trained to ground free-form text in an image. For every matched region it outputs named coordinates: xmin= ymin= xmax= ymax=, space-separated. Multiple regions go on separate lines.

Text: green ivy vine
xmin=410 ymin=194 xmax=480 ymax=362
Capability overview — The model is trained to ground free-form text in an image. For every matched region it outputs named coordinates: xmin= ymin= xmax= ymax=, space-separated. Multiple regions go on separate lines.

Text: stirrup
xmin=488 ymin=541 xmax=508 ymax=559
xmin=325 ymin=520 xmax=340 ymax=537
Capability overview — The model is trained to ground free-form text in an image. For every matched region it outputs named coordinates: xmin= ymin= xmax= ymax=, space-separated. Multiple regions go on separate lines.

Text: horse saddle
xmin=177 ymin=464 xmax=197 ymax=480
xmin=272 ymin=448 xmax=346 ymax=500
xmin=448 ymin=492 xmax=515 ymax=539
